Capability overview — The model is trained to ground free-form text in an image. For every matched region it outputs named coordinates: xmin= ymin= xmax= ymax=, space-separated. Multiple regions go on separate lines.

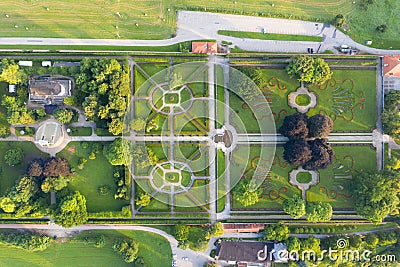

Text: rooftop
xmin=192 ymin=42 xmax=218 ymax=54
xmin=383 ymin=55 xmax=400 ymax=77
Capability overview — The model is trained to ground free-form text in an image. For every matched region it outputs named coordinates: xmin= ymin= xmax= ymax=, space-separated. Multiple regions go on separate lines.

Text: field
xmin=57 ymin=142 xmax=130 ymax=213
xmin=0 ymin=1 xmax=398 ymax=48
xmin=0 ymin=230 xmax=171 ymax=267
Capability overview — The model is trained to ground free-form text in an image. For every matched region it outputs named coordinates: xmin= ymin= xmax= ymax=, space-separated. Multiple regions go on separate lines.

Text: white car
xmin=182 ymin=257 xmax=189 ymax=261
xmin=172 ymin=254 xmax=177 ymax=260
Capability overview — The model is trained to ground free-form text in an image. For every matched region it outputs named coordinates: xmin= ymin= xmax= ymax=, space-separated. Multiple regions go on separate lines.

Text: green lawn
xmin=57 ymin=142 xmax=130 ymax=212
xmin=68 ymin=127 xmax=92 ymax=136
xmin=218 ymin=30 xmax=323 ymax=42
xmin=0 ymin=142 xmax=48 ymax=195
xmin=0 ymin=230 xmax=171 ymax=267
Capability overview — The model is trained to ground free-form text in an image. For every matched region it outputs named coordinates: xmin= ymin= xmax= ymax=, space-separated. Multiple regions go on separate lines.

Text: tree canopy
xmin=113 ymin=238 xmax=139 ymax=263
xmin=306 ymin=202 xmax=333 ymax=222
xmin=4 ymin=148 xmax=24 ymax=166
xmin=0 ymin=59 xmax=25 ymax=84
xmin=233 ymin=179 xmax=262 ymax=207
xmin=352 ymin=170 xmax=400 ymax=224
xmin=75 ymin=58 xmax=130 ymax=135
xmin=280 ymin=113 xmax=334 ymax=170
xmin=264 ymin=222 xmax=290 ymax=241
xmin=174 ymin=224 xmax=190 ymax=242
xmin=282 ymin=195 xmax=306 ymax=219
xmin=286 ymin=56 xmax=332 ymax=85
xmin=1 ymin=95 xmax=35 ymax=125
xmin=53 ymin=109 xmax=74 ymax=124
xmin=130 ymin=118 xmax=146 ymax=132
xmin=55 ymin=191 xmax=88 ymax=228
xmin=135 ymin=193 xmax=151 ymax=207
xmin=279 ymin=113 xmax=309 ymax=140
xmin=103 ymin=138 xmax=133 ymax=166
xmin=308 ymin=114 xmax=333 ymax=138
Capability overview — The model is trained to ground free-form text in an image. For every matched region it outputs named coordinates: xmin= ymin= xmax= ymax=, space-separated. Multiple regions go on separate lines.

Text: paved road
xmin=0 ymin=11 xmax=399 ymax=54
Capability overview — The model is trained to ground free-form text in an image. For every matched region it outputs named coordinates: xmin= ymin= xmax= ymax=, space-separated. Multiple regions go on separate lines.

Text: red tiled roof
xmin=192 ymin=42 xmax=218 ymax=54
xmin=383 ymin=55 xmax=400 ymax=77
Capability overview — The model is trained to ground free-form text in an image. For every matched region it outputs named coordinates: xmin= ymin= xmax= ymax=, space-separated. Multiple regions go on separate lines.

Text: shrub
xmin=98 ymin=185 xmax=111 ymax=196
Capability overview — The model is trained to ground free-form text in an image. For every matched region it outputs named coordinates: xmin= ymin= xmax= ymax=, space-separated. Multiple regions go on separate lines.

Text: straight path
xmin=0 ymin=11 xmax=399 ymax=54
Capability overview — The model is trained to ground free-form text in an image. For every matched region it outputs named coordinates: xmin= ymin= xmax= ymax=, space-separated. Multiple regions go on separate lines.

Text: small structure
xmin=8 ymin=84 xmax=16 ymax=93
xmin=383 ymin=55 xmax=400 ymax=92
xmin=18 ymin=61 xmax=32 ymax=67
xmin=222 ymin=223 xmax=264 ymax=233
xmin=35 ymin=121 xmax=64 ymax=148
xmin=42 ymin=61 xmax=52 ymax=67
xmin=192 ymin=42 xmax=218 ymax=54
xmin=28 ymin=75 xmax=72 ymax=105
xmin=53 ymin=61 xmax=81 ymax=67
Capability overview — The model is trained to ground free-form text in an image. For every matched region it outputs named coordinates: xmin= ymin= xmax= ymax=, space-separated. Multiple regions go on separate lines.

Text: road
xmin=0 ymin=11 xmax=399 ymax=54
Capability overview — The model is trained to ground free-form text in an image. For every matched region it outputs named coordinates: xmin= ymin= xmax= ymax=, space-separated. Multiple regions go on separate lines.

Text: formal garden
xmin=227 ymin=56 xmax=388 ymax=224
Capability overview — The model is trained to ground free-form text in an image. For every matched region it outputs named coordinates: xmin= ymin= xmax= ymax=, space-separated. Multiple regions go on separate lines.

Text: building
xmin=28 ymin=76 xmax=72 ymax=105
xmin=42 ymin=61 xmax=52 ymax=67
xmin=215 ymin=241 xmax=273 ymax=266
xmin=192 ymin=42 xmax=218 ymax=54
xmin=8 ymin=84 xmax=16 ymax=93
xmin=383 ymin=55 xmax=400 ymax=92
xmin=18 ymin=61 xmax=32 ymax=67
xmin=222 ymin=223 xmax=264 ymax=233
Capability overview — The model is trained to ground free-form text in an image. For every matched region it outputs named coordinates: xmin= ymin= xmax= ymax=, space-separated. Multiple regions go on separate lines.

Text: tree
xmin=352 ymin=171 xmax=400 ymax=224
xmin=135 ymin=193 xmax=151 ymax=207
xmin=0 ymin=232 xmax=50 ymax=252
xmin=108 ymin=118 xmax=124 ymax=135
xmin=286 ymin=236 xmax=301 ymax=252
xmin=308 ymin=114 xmax=333 ymax=138
xmin=27 ymin=161 xmax=43 ymax=177
xmin=43 ymin=158 xmax=70 ymax=177
xmin=41 ymin=176 xmax=72 ymax=193
xmin=134 ymin=257 xmax=147 ymax=267
xmin=279 ymin=113 xmax=309 ymax=140
xmin=286 ymin=56 xmax=332 ymax=85
xmin=333 ymin=14 xmax=345 ymax=27
xmin=130 ymin=118 xmax=146 ymax=132
xmin=103 ymin=138 xmax=133 ymax=166
xmin=175 ymin=224 xmax=190 ymax=242
xmin=0 ymin=126 xmax=10 ymax=138
xmin=282 ymin=195 xmax=306 ymax=219
xmin=302 ymin=139 xmax=334 ymax=171
xmin=283 ymin=140 xmax=312 ymax=167
xmin=376 ymin=24 xmax=387 ymax=33
xmin=300 ymin=236 xmax=321 ymax=253
xmin=211 ymin=222 xmax=224 ymax=237
xmin=132 ymin=145 xmax=158 ymax=169
xmin=113 ymin=238 xmax=139 ymax=263
xmin=0 ymin=59 xmax=25 ymax=84
xmin=365 ymin=233 xmax=379 ymax=247
xmin=4 ymin=148 xmax=24 ymax=166
xmin=264 ymin=222 xmax=290 ymax=241
xmin=53 ymin=109 xmax=74 ymax=124
xmin=306 ymin=202 xmax=333 ymax=222
xmin=1 ymin=95 xmax=35 ymax=125
xmin=55 ymin=191 xmax=88 ymax=228
xmin=0 ymin=197 xmax=15 ymax=213
xmin=233 ymin=179 xmax=262 ymax=207
xmin=348 ymin=235 xmax=363 ymax=249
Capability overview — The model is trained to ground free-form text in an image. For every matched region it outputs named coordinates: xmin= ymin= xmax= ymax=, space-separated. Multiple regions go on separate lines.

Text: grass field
xmin=0 ymin=1 xmax=398 ymax=48
xmin=0 ymin=230 xmax=171 ymax=267
xmin=218 ymin=30 xmax=323 ymax=42
xmin=57 ymin=142 xmax=130 ymax=212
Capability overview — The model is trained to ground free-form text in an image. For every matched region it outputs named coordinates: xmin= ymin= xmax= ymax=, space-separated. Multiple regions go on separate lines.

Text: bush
xmin=98 ymin=185 xmax=111 ymax=196
xmin=81 ymin=142 xmax=89 ymax=149
xmin=0 ymin=232 xmax=51 ymax=251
